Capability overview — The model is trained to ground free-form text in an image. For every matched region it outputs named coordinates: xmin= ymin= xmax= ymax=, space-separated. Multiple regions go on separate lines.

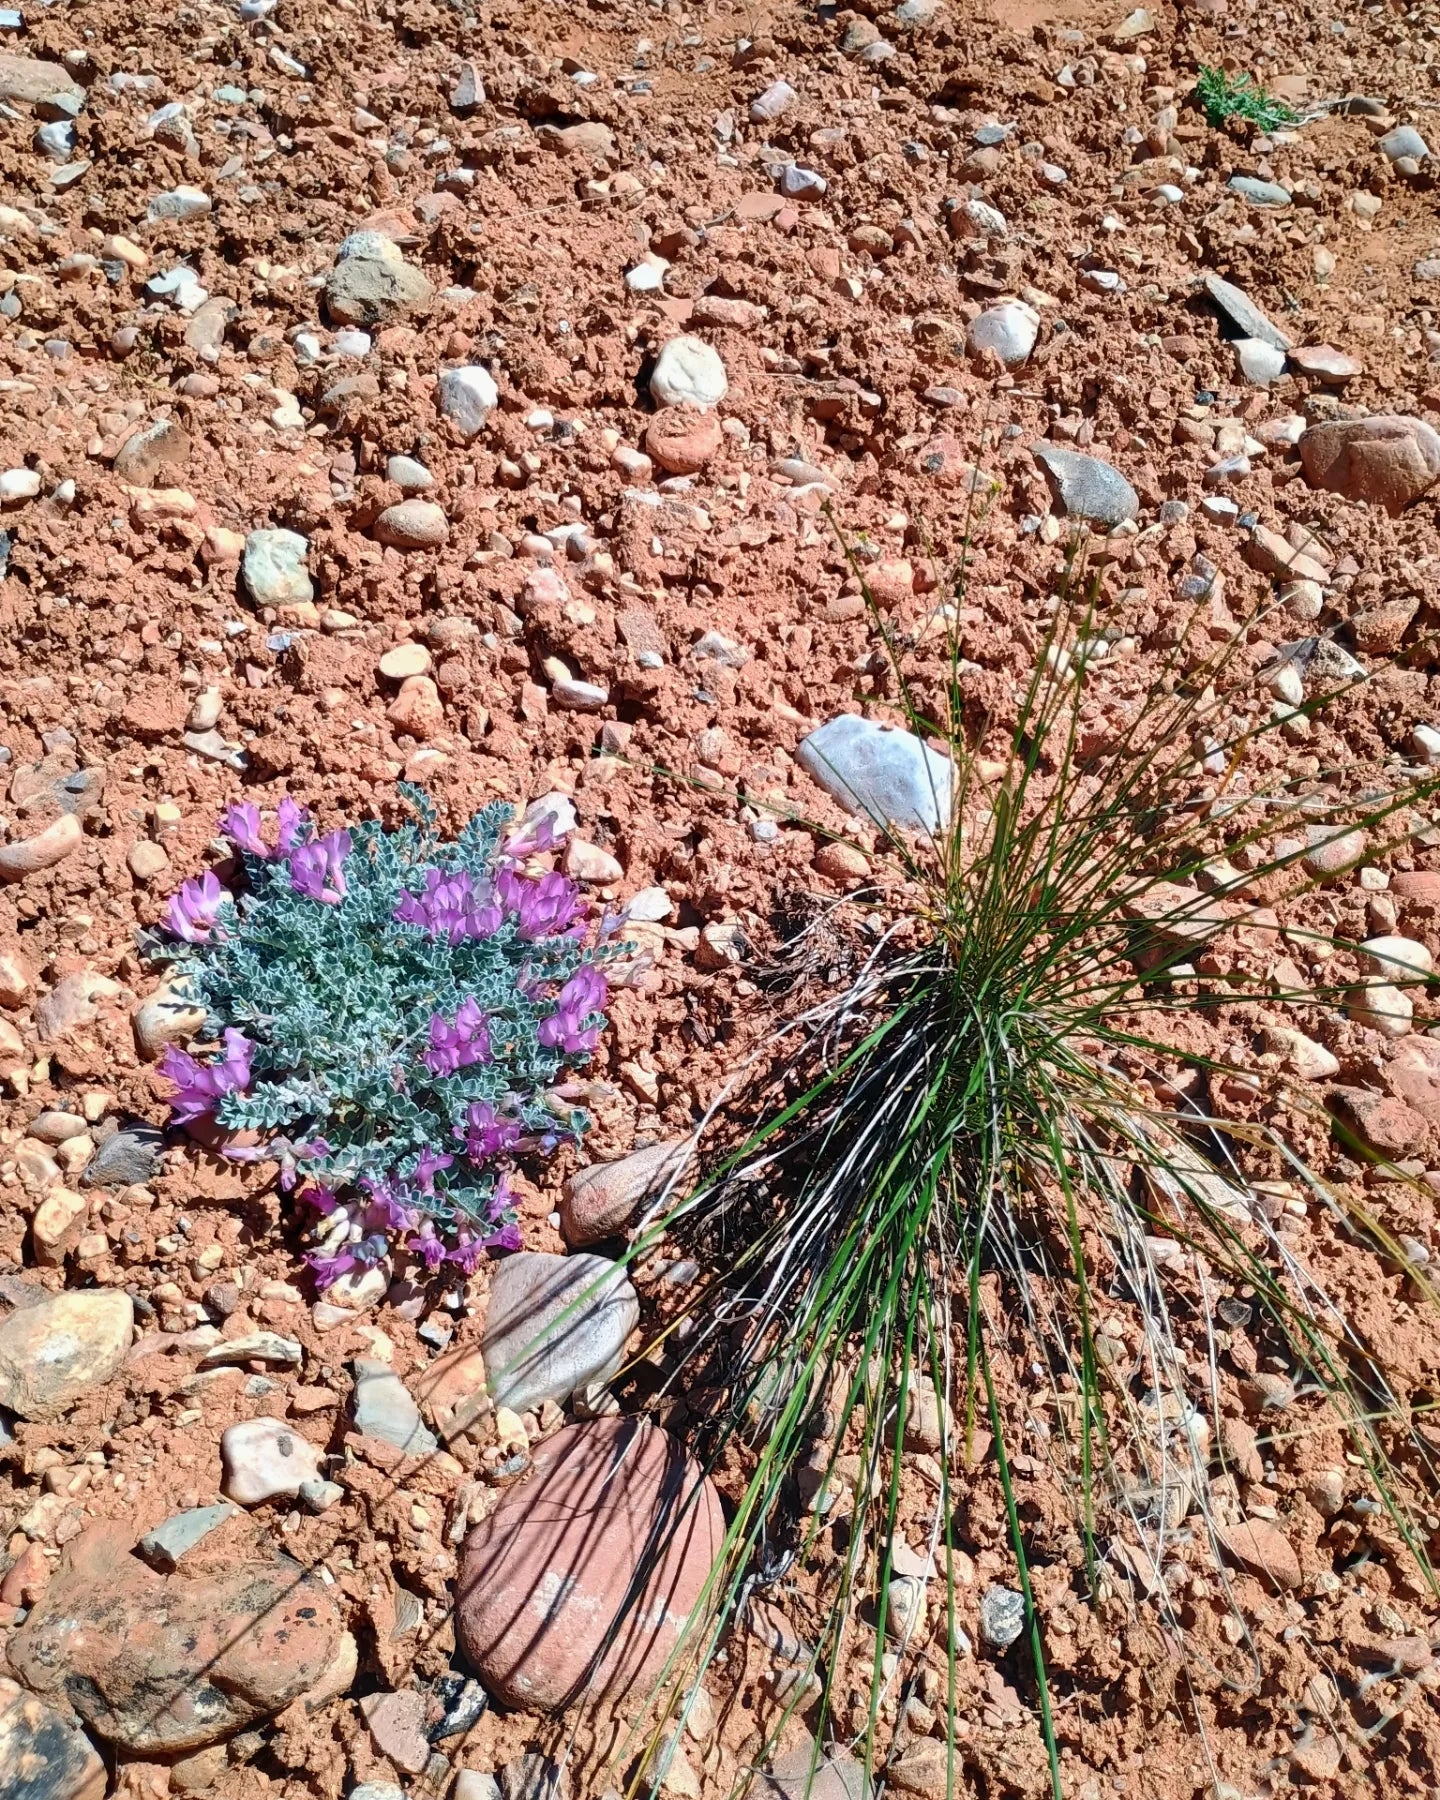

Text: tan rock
xmin=0 ymin=811 xmax=82 ymax=881
xmin=374 ymin=499 xmax=448 ymax=549
xmin=387 ymin=675 xmax=444 ymax=739
xmin=31 ymin=1185 xmax=87 ymax=1265
xmin=560 ymin=1139 xmax=691 ymax=1246
xmin=378 ymin=642 xmax=432 ymax=680
xmin=1298 ymin=414 xmax=1440 ymax=514
xmin=0 ymin=1289 xmax=133 ymax=1419
xmin=814 ymin=841 xmax=870 ymax=881
xmin=1218 ymin=1517 xmax=1302 ymax=1588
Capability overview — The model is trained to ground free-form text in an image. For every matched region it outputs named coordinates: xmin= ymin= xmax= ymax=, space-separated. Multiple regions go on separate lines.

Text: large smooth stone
xmin=797 ymin=714 xmax=952 ymax=834
xmin=560 ymin=1139 xmax=690 ymax=1246
xmin=1032 ymin=444 xmax=1139 ymax=527
xmin=456 ymin=1418 xmax=724 ymax=1711
xmin=0 ymin=1289 xmax=132 ymax=1420
xmin=1297 ymin=414 xmax=1440 ymax=514
xmin=482 ymin=1251 xmax=638 ymax=1412
xmin=650 ymin=336 xmax=728 ymax=410
xmin=7 ymin=1522 xmax=342 ymax=1752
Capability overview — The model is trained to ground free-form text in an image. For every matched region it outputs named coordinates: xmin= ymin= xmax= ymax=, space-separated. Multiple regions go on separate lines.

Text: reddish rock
xmin=1298 ymin=414 xmax=1440 ymax=514
xmin=644 ymin=406 xmax=724 ymax=475
xmin=1329 ymin=1086 xmax=1428 ymax=1159
xmin=560 ymin=1138 xmax=691 ymax=1246
xmin=456 ymin=1418 xmax=724 ymax=1711
xmin=1384 ymin=1034 xmax=1440 ymax=1130
xmin=1217 ymin=1518 xmax=1302 ymax=1589
xmin=1390 ymin=871 xmax=1440 ymax=903
xmin=7 ymin=1521 xmax=342 ymax=1752
xmin=387 ymin=675 xmax=445 ymax=739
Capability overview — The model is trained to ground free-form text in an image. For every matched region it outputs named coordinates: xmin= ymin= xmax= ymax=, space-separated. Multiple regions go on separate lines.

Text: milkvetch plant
xmin=147 ymin=789 xmax=611 ymax=1287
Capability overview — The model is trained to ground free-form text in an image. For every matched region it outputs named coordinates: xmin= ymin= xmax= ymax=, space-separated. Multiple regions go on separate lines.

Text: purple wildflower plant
xmin=147 ymin=792 xmax=611 ymax=1295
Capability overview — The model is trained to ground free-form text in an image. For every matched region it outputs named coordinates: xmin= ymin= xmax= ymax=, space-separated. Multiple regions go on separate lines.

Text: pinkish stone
xmin=456 ymin=1418 xmax=723 ymax=1711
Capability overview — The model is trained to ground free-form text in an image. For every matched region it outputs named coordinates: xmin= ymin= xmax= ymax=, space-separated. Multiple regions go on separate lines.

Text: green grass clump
xmin=598 ymin=531 xmax=1440 ymax=1799
xmin=1196 ymin=65 xmax=1298 ymax=132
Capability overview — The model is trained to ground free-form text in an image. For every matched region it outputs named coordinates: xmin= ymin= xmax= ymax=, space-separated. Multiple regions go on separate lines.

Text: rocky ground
xmin=3 ymin=0 xmax=1440 ymax=1795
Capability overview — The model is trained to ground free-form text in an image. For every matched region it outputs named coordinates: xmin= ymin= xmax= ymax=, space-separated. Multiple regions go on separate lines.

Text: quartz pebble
xmin=651 ymin=335 xmax=728 ymax=410
xmin=221 ymin=1415 xmax=324 ymax=1505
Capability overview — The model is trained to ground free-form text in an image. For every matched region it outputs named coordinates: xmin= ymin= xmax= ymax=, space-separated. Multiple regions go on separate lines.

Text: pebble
xmin=0 ymin=811 xmax=82 ymax=880
xmin=0 ymin=466 xmax=40 ymax=501
xmin=978 ymin=1584 xmax=1026 ymax=1648
xmin=1288 ymin=343 xmax=1362 ymax=383
xmin=1302 ymin=823 xmax=1367 ymax=880
xmin=563 ymin=838 xmax=623 ymax=883
xmin=87 ymin=1124 xmax=163 ymax=1186
xmin=8 ymin=1520 xmax=342 ymax=1751
xmin=0 ymin=1287 xmax=133 ymax=1419
xmin=147 ymin=185 xmax=211 ymax=222
xmin=200 ymin=1331 xmax=302 ymax=1368
xmin=1204 ymin=272 xmax=1292 ymax=351
xmin=359 ymin=1689 xmax=431 ymax=1775
xmin=749 ymin=79 xmax=797 ymax=123
xmin=1378 ymin=124 xmax=1429 ymax=161
xmin=137 ymin=1502 xmax=240 ymax=1572
xmin=132 ymin=985 xmax=206 ymax=1059
xmin=1217 ymin=1518 xmax=1302 ymax=1588
xmin=375 ymin=499 xmax=449 ymax=548
xmin=651 ymin=335 xmax=728 ymax=410
xmin=1234 ymin=337 xmax=1287 ymax=386
xmin=1229 ymin=175 xmax=1291 ymax=207
xmin=325 ymin=249 xmax=432 ymax=327
xmin=378 ymin=642 xmax=432 ymax=679
xmin=221 ymin=1415 xmax=324 ymax=1504
xmin=797 ymin=715 xmax=952 ymax=834
xmin=243 ymin=527 xmax=313 ymax=606
xmin=438 ymin=364 xmax=499 ymax=438
xmin=1032 ymin=443 xmax=1139 ymax=526
xmin=645 ymin=405 xmax=724 ymax=474
xmin=352 ymin=1357 xmax=438 ymax=1454
xmin=387 ymin=454 xmax=434 ymax=490
xmin=482 ymin=1249 xmax=639 ymax=1411
xmin=756 ymin=1749 xmax=871 ymax=1800
xmin=560 ymin=1138 xmax=690 ymax=1245
xmin=1359 ymin=935 xmax=1433 ymax=981
xmin=779 ymin=164 xmax=827 ymax=198
xmin=457 ymin=1418 xmax=724 ymax=1710
xmin=966 ymin=298 xmax=1039 ymax=366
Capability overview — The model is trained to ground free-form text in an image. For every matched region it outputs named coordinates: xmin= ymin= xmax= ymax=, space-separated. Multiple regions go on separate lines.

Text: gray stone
xmin=138 ymin=1502 xmax=240 ymax=1572
xmin=243 ymin=528 xmax=312 ymax=607
xmin=350 ymin=1786 xmax=407 ymax=1800
xmin=500 ymin=1753 xmax=567 ymax=1800
xmin=0 ymin=1679 xmax=107 ymax=1800
xmin=560 ymin=1138 xmax=690 ymax=1246
xmin=325 ymin=254 xmax=431 ymax=328
xmin=797 ymin=714 xmax=952 ymax=835
xmin=450 ymin=60 xmax=485 ymax=111
xmin=352 ymin=1358 xmax=438 ymax=1454
xmin=778 ymin=164 xmax=827 ymax=199
xmin=1203 ymin=272 xmax=1293 ymax=351
xmin=386 ymin=454 xmax=433 ymax=491
xmin=482 ymin=1251 xmax=638 ymax=1412
xmin=650 ymin=335 xmax=728 ymax=410
xmin=439 ymin=364 xmax=499 ymax=438
xmin=85 ymin=1123 xmax=163 ymax=1186
xmin=0 ymin=51 xmax=86 ymax=110
xmin=1234 ymin=337 xmax=1287 ymax=386
xmin=978 ymin=1583 xmax=1026 ymax=1648
xmin=1032 ymin=444 xmax=1138 ymax=527
xmin=35 ymin=117 xmax=75 ymax=159
xmin=756 ymin=1748 xmax=872 ymax=1800
xmin=200 ymin=1332 xmax=302 ymax=1369
xmin=749 ymin=79 xmax=796 ymax=123
xmin=147 ymin=185 xmax=211 ymax=222
xmin=1228 ymin=175 xmax=1291 ymax=207
xmin=1379 ymin=125 xmax=1429 ymax=162
xmin=966 ymin=299 xmax=1039 ymax=366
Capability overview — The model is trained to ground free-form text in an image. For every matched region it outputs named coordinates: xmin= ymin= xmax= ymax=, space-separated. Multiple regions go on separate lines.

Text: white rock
xmin=521 ymin=791 xmax=577 ymax=840
xmin=331 ymin=329 xmax=371 ymax=357
xmin=146 ymin=266 xmax=208 ymax=312
xmin=1234 ymin=338 xmax=1287 ymax=386
xmin=627 ymin=886 xmax=673 ymax=922
xmin=651 ymin=336 xmax=728 ymax=411
xmin=1360 ymin=936 xmax=1433 ymax=983
xmin=779 ymin=164 xmax=826 ymax=199
xmin=552 ymin=676 xmax=609 ymax=711
xmin=956 ymin=197 xmax=1007 ymax=238
xmin=221 ymin=1416 xmax=324 ymax=1505
xmin=438 ymin=364 xmax=498 ymax=439
xmin=1348 ymin=982 xmax=1412 ymax=1038
xmin=147 ymin=185 xmax=212 ymax=223
xmin=243 ymin=528 xmax=313 ymax=606
xmin=797 ymin=715 xmax=952 ymax=834
xmin=749 ymin=80 xmax=797 ymax=123
xmin=966 ymin=299 xmax=1039 ymax=367
xmin=625 ymin=257 xmax=668 ymax=294
xmin=565 ymin=839 xmax=623 ymax=883
xmin=1411 ymin=723 xmax=1440 ymax=765
xmin=0 ymin=468 xmax=41 ymax=502
xmin=387 ymin=454 xmax=433 ymax=491
xmin=337 ymin=229 xmax=404 ymax=266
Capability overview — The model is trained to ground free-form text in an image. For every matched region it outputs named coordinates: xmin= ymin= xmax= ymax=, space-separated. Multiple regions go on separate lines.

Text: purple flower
xmin=289 ymin=829 xmax=351 ymax=905
xmin=160 ymin=1027 xmax=254 ymax=1125
xmin=219 ymin=796 xmax=313 ymax=861
xmin=406 ymin=1220 xmax=448 ymax=1271
xmin=276 ymin=795 xmax=307 ymax=853
xmin=496 ymin=867 xmax=584 ymax=942
xmin=219 ymin=803 xmax=267 ymax=858
xmin=421 ymin=997 xmax=493 ymax=1077
xmin=358 ymin=1175 xmax=416 ymax=1235
xmin=537 ymin=964 xmax=608 ymax=1056
xmin=409 ymin=1148 xmax=454 ymax=1194
xmin=455 ymin=1100 xmax=523 ymax=1164
xmin=394 ymin=867 xmax=502 ymax=943
xmin=165 ymin=872 xmax=228 ymax=943
xmin=501 ymin=812 xmax=557 ymax=860
xmin=306 ymin=1247 xmax=357 ymax=1288
xmin=301 ymin=1183 xmax=341 ymax=1215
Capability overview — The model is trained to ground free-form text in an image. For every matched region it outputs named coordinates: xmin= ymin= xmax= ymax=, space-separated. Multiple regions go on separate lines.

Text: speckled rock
xmin=1032 ymin=444 xmax=1139 ymax=526
xmin=1298 ymin=415 xmax=1440 ymax=514
xmin=457 ymin=1418 xmax=724 ymax=1710
xmin=0 ymin=1677 xmax=106 ymax=1800
xmin=560 ymin=1139 xmax=691 ymax=1246
xmin=7 ymin=1521 xmax=342 ymax=1752
xmin=0 ymin=1288 xmax=132 ymax=1420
